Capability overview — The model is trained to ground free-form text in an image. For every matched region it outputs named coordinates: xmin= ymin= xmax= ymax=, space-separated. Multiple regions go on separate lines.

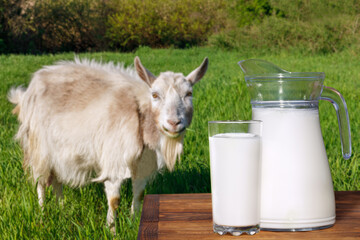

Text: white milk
xmin=252 ymin=107 xmax=335 ymax=229
xmin=209 ymin=133 xmax=261 ymax=227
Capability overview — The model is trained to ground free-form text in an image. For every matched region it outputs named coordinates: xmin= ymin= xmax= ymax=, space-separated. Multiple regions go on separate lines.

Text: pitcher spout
xmin=238 ymin=59 xmax=289 ymax=76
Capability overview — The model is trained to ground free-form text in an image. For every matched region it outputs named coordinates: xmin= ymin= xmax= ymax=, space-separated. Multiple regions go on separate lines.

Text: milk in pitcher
xmin=252 ymin=107 xmax=335 ymax=230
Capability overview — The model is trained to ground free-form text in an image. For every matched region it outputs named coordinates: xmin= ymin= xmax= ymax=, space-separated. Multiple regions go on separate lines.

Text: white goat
xmin=8 ymin=56 xmax=208 ymax=232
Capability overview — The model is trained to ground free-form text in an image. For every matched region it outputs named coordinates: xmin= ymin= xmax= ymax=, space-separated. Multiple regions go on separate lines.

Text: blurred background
xmin=1 ymin=0 xmax=360 ymax=54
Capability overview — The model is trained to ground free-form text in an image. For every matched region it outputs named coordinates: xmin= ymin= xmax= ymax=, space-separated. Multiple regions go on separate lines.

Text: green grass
xmin=0 ymin=47 xmax=359 ymax=239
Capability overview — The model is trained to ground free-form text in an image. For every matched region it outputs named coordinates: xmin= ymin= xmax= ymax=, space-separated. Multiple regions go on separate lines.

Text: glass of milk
xmin=208 ymin=121 xmax=262 ymax=236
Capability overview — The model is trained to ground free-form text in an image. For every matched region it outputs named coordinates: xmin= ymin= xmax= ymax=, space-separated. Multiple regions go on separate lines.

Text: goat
xmin=8 ymin=56 xmax=208 ymax=233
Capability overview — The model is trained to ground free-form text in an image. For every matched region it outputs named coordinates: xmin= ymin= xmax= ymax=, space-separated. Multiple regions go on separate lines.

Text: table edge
xmin=137 ymin=191 xmax=360 ymax=239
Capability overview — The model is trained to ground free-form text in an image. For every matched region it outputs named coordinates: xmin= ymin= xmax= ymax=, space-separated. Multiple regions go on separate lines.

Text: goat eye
xmin=152 ymin=93 xmax=159 ymax=99
xmin=186 ymin=92 xmax=192 ymax=97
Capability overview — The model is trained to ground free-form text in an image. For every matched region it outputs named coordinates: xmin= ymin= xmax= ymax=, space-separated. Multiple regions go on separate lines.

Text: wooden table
xmin=138 ymin=191 xmax=360 ymax=239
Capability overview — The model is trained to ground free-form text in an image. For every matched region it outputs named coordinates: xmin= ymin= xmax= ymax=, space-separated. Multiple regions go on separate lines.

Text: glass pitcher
xmin=239 ymin=59 xmax=352 ymax=231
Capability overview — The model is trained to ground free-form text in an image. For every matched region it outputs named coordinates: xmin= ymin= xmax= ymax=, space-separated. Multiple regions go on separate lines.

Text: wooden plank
xmin=158 ymin=221 xmax=360 ymax=240
xmin=159 ymin=194 xmax=212 ymax=213
xmin=159 ymin=212 xmax=212 ymax=221
xmin=138 ymin=195 xmax=159 ymax=240
xmin=138 ymin=192 xmax=360 ymax=240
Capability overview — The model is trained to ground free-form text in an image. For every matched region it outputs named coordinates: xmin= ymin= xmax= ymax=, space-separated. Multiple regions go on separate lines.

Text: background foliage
xmin=211 ymin=0 xmax=360 ymax=54
xmin=0 ymin=0 xmax=108 ymax=53
xmin=1 ymin=0 xmax=360 ymax=54
xmin=106 ymin=0 xmax=225 ymax=51
xmin=0 ymin=0 xmax=225 ymax=53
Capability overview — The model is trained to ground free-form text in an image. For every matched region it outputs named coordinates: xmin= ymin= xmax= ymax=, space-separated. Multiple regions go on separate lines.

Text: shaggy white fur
xmin=8 ymin=56 xmax=208 ymax=233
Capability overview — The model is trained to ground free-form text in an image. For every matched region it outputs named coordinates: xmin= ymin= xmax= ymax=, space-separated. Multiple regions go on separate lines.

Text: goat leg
xmin=104 ymin=179 xmax=122 ymax=234
xmin=51 ymin=177 xmax=63 ymax=203
xmin=131 ymin=178 xmax=147 ymax=215
xmin=36 ymin=182 xmax=46 ymax=207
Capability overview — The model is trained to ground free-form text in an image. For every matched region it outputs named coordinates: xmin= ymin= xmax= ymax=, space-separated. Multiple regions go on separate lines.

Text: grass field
xmin=0 ymin=47 xmax=359 ymax=239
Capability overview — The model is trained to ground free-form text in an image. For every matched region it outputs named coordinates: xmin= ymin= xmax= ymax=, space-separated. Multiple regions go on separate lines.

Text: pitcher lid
xmin=245 ymin=72 xmax=325 ymax=82
xmin=239 ymin=59 xmax=326 ymax=102
xmin=238 ymin=59 xmax=325 ymax=81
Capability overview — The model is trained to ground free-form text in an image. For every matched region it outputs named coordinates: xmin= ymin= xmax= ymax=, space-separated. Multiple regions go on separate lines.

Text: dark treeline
xmin=1 ymin=0 xmax=360 ymax=54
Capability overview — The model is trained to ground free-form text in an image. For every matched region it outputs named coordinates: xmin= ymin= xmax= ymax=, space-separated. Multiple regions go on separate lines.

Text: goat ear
xmin=186 ymin=57 xmax=209 ymax=85
xmin=134 ymin=56 xmax=156 ymax=86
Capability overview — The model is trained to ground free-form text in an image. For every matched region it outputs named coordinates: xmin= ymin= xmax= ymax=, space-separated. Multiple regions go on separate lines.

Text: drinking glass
xmin=208 ymin=121 xmax=262 ymax=236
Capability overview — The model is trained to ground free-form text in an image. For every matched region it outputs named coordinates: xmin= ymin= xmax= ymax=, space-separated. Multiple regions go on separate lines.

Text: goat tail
xmin=8 ymin=86 xmax=26 ymax=104
xmin=8 ymin=86 xmax=26 ymax=115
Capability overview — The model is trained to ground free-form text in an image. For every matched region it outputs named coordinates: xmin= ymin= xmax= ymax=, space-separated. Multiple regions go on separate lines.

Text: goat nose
xmin=167 ymin=119 xmax=181 ymax=127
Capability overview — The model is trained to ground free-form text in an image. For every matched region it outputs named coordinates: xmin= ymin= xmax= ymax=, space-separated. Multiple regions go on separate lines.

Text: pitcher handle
xmin=320 ymin=86 xmax=352 ymax=159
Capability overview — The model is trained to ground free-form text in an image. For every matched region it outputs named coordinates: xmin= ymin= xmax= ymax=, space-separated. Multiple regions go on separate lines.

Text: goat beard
xmin=159 ymin=134 xmax=184 ymax=171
